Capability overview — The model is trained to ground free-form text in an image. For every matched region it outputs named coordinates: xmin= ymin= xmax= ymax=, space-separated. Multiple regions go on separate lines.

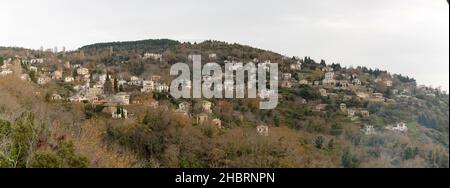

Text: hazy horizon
xmin=1 ymin=0 xmax=448 ymax=90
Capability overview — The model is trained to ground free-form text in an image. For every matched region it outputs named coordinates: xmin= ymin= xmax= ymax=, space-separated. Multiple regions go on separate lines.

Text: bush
xmin=341 ymin=148 xmax=360 ymax=168
xmin=0 ymin=119 xmax=11 ymax=135
xmin=29 ymin=141 xmax=89 ymax=168
xmin=29 ymin=151 xmax=63 ymax=168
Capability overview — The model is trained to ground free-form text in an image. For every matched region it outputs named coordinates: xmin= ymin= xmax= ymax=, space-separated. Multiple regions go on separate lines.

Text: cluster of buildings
xmin=143 ymin=53 xmax=163 ymax=61
xmin=1 ymin=51 xmax=437 ymax=136
xmin=362 ymin=122 xmax=408 ymax=136
xmin=0 ymin=58 xmax=13 ymax=77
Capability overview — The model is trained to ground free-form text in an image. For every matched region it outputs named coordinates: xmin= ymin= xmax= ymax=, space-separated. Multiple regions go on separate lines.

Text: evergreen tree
xmin=104 ymin=73 xmax=114 ymax=95
xmin=114 ymin=78 xmax=119 ymax=93
xmin=341 ymin=148 xmax=360 ymax=168
xmin=314 ymin=136 xmax=324 ymax=149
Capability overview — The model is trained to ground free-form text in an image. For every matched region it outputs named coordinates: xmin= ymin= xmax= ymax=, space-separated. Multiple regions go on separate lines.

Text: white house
xmin=86 ymin=86 xmax=104 ymax=101
xmin=155 ymin=83 xmax=169 ymax=93
xmin=20 ymin=74 xmax=30 ymax=81
xmin=386 ymin=122 xmax=408 ymax=132
xmin=178 ymin=102 xmax=191 ymax=113
xmin=76 ymin=68 xmax=89 ymax=75
xmin=290 ymin=61 xmax=302 ymax=70
xmin=29 ymin=66 xmax=38 ymax=72
xmin=282 ymin=73 xmax=292 ymax=80
xmin=319 ymin=88 xmax=327 ymax=97
xmin=209 ymin=53 xmax=217 ymax=59
xmin=299 ymin=79 xmax=309 ymax=85
xmin=0 ymin=69 xmax=13 ymax=76
xmin=281 ymin=80 xmax=293 ymax=88
xmin=112 ymin=108 xmax=128 ymax=119
xmin=98 ymin=74 xmax=110 ymax=84
xmin=52 ymin=70 xmax=63 ymax=80
xmin=51 ymin=94 xmax=63 ymax=101
xmin=352 ymin=78 xmax=362 ymax=85
xmin=340 ymin=103 xmax=347 ymax=112
xmin=356 ymin=92 xmax=369 ymax=99
xmin=69 ymin=95 xmax=88 ymax=103
xmin=63 ymin=61 xmax=71 ymax=69
xmin=212 ymin=118 xmax=222 ymax=129
xmin=348 ymin=109 xmax=357 ymax=117
xmin=322 ymin=67 xmax=334 ymax=72
xmin=385 ymin=80 xmax=393 ymax=87
xmin=141 ymin=80 xmax=155 ymax=93
xmin=176 ymin=102 xmax=191 ymax=116
xmin=129 ymin=76 xmax=142 ymax=86
xmin=362 ymin=125 xmax=376 ymax=135
xmin=199 ymin=100 xmax=212 ymax=113
xmin=37 ymin=76 xmax=51 ymax=85
xmin=256 ymin=125 xmax=269 ymax=136
xmin=143 ymin=53 xmax=163 ymax=61
xmin=64 ymin=76 xmax=74 ymax=83
xmin=114 ymin=79 xmax=126 ymax=87
xmin=322 ymin=72 xmax=336 ymax=85
xmin=259 ymin=89 xmax=277 ymax=99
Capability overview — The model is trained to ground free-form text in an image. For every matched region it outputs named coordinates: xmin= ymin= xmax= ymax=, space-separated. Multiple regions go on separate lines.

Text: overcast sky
xmin=1 ymin=0 xmax=448 ymax=90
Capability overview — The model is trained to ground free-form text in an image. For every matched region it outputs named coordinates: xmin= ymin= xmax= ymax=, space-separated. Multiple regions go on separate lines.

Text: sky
xmin=1 ymin=0 xmax=448 ymax=91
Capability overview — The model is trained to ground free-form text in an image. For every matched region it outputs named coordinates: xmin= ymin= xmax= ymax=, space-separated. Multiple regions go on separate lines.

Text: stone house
xmin=112 ymin=107 xmax=128 ymax=119
xmin=386 ymin=122 xmax=408 ymax=132
xmin=257 ymin=125 xmax=269 ymax=136
xmin=322 ymin=72 xmax=336 ymax=85
xmin=212 ymin=118 xmax=222 ymax=129
xmin=362 ymin=125 xmax=376 ymax=135
xmin=360 ymin=110 xmax=370 ymax=118
xmin=76 ymin=67 xmax=89 ymax=76
xmin=198 ymin=100 xmax=212 ymax=113
xmin=64 ymin=76 xmax=74 ymax=83
xmin=340 ymin=103 xmax=347 ymax=112
xmin=196 ymin=113 xmax=209 ymax=125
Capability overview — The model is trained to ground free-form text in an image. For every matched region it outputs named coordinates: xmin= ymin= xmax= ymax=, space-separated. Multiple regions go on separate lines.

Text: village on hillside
xmin=1 ymin=40 xmax=448 ymax=168
xmin=1 ymin=44 xmax=445 ymax=136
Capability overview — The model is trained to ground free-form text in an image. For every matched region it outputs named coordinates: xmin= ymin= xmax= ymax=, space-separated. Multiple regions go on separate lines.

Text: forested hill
xmin=80 ymin=39 xmax=180 ymax=52
xmin=79 ymin=39 xmax=284 ymax=62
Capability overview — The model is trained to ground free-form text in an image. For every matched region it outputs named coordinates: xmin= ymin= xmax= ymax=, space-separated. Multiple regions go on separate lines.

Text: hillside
xmin=0 ymin=39 xmax=449 ymax=168
xmin=80 ymin=39 xmax=180 ymax=53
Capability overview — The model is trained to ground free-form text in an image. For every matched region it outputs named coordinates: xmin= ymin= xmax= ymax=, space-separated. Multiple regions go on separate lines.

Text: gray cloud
xmin=1 ymin=0 xmax=448 ymax=90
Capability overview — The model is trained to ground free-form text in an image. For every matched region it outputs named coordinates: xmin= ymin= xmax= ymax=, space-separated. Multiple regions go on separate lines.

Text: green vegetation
xmin=0 ymin=112 xmax=88 ymax=168
xmin=80 ymin=39 xmax=180 ymax=53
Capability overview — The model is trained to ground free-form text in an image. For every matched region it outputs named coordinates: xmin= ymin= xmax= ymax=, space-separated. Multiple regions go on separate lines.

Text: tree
xmin=327 ymin=139 xmax=335 ymax=150
xmin=341 ymin=148 xmax=360 ymax=168
xmin=0 ymin=119 xmax=11 ymax=135
xmin=314 ymin=136 xmax=324 ymax=149
xmin=29 ymin=141 xmax=89 ymax=168
xmin=402 ymin=147 xmax=419 ymax=160
xmin=29 ymin=71 xmax=37 ymax=83
xmin=72 ymin=69 xmax=78 ymax=77
xmin=114 ymin=78 xmax=119 ymax=93
xmin=11 ymin=112 xmax=37 ymax=168
xmin=119 ymin=84 xmax=124 ymax=92
xmin=104 ymin=73 xmax=114 ymax=95
xmin=29 ymin=151 xmax=62 ymax=168
xmin=330 ymin=123 xmax=343 ymax=136
xmin=417 ymin=114 xmax=438 ymax=130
